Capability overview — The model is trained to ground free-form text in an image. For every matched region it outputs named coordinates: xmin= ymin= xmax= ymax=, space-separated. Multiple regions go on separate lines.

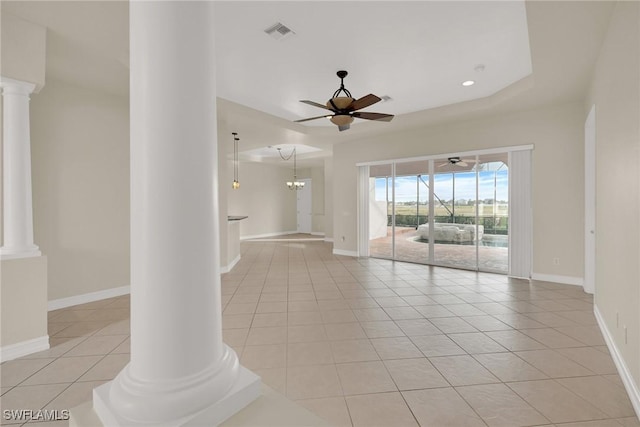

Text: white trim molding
xmin=1 ymin=335 xmax=49 ymax=362
xmin=333 ymin=249 xmax=358 ymax=257
xmin=324 ymin=237 xmax=334 ymax=243
xmin=240 ymin=231 xmax=297 ymax=241
xmin=48 ymin=285 xmax=130 ymax=311
xmin=356 ymin=144 xmax=535 ymax=167
xmin=310 ymin=232 xmax=325 ymax=236
xmin=531 ymin=273 xmax=584 ymax=287
xmin=221 ymin=255 xmax=241 ymax=274
xmin=594 ymin=305 xmax=640 ymax=419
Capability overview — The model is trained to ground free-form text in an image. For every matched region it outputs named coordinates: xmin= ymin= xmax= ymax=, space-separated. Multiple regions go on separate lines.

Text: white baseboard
xmin=324 ymin=237 xmax=334 ymax=243
xmin=48 ymin=285 xmax=130 ymax=311
xmin=594 ymin=304 xmax=640 ymax=419
xmin=221 ymin=255 xmax=241 ymax=274
xmin=1 ymin=335 xmax=49 ymax=362
xmin=332 ymin=249 xmax=358 ymax=257
xmin=531 ymin=273 xmax=584 ymax=287
xmin=241 ymin=231 xmax=297 ymax=241
xmin=311 ymin=232 xmax=325 ymax=236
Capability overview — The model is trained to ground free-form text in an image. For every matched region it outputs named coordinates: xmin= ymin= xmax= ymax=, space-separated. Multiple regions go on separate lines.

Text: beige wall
xmin=228 ymin=161 xmax=297 ymax=239
xmin=1 ymin=257 xmax=47 ymax=348
xmin=333 ymin=102 xmax=586 ymax=279
xmin=587 ymin=1 xmax=640 ymax=386
xmin=0 ymin=12 xmax=46 ymax=90
xmin=324 ymin=158 xmax=333 ymax=241
xmin=30 ymin=78 xmax=129 ymax=301
xmin=217 ymin=119 xmax=231 ymax=268
xmin=297 ymin=166 xmax=325 ymax=234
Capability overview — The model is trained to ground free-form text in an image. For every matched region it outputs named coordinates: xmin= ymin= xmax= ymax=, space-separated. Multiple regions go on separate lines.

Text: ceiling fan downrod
xmin=331 ymin=70 xmax=353 ymax=101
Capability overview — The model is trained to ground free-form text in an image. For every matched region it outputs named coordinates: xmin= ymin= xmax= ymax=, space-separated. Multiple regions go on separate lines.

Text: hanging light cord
xmin=276 ymin=147 xmax=296 ymax=161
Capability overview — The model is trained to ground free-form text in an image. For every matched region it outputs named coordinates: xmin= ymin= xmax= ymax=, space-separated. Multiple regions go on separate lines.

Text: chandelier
xmin=277 ymin=147 xmax=305 ymax=190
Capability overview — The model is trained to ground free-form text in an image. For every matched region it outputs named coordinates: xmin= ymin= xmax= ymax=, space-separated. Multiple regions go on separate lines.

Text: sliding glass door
xmin=432 ymin=158 xmax=478 ymax=270
xmin=394 ymin=161 xmax=429 ymax=264
xmin=367 ymin=151 xmax=510 ymax=274
xmin=369 ymin=164 xmax=393 ymax=259
xmin=477 ymin=153 xmax=509 ymax=272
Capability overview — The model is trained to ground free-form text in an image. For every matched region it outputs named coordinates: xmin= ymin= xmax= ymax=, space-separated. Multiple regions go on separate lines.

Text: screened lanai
xmin=368 ymin=152 xmax=510 ymax=274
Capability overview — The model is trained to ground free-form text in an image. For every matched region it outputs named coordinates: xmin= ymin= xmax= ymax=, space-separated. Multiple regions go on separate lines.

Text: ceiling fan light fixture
xmin=330 ymin=114 xmax=354 ymax=126
xmin=327 ymin=96 xmax=355 ymax=110
xmin=295 ymin=70 xmax=394 ymax=131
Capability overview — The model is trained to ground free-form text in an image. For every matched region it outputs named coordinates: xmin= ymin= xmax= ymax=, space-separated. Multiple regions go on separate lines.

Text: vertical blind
xmin=508 ymin=149 xmax=533 ymax=278
xmin=357 ymin=165 xmax=370 ymax=257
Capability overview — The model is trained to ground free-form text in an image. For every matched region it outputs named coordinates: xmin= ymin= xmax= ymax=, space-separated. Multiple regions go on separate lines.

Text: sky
xmin=374 ymin=169 xmax=508 ymax=203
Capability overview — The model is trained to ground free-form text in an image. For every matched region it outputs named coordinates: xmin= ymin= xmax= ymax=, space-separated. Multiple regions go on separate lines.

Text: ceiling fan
xmin=295 ymin=70 xmax=394 ymax=132
xmin=437 ymin=157 xmax=476 ymax=168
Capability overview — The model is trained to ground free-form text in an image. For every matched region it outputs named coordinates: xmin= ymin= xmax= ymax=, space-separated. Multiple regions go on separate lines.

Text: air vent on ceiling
xmin=264 ymin=22 xmax=295 ymax=40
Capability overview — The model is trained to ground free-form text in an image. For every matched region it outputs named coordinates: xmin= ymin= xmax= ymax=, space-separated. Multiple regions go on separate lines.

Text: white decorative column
xmin=92 ymin=2 xmax=260 ymax=426
xmin=1 ymin=77 xmax=41 ymax=260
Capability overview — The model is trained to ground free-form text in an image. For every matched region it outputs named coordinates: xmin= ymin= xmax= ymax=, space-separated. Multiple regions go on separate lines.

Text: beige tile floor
xmin=1 ymin=240 xmax=639 ymax=427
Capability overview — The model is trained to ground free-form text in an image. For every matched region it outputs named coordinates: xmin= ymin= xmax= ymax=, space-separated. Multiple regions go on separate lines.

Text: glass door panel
xmin=394 ymin=161 xmax=429 ymax=264
xmin=477 ymin=153 xmax=509 ymax=273
xmin=432 ymin=157 xmax=477 ymax=269
xmin=369 ymin=164 xmax=393 ymax=259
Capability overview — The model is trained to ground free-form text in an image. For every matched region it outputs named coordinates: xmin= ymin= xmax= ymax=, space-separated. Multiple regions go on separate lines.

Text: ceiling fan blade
xmin=294 ymin=114 xmax=331 ymax=123
xmin=437 ymin=162 xmax=449 ymax=168
xmin=300 ymin=100 xmax=331 ymax=110
xmin=458 ymin=161 xmax=469 ymax=167
xmin=350 ymin=94 xmax=381 ymax=111
xmin=338 ymin=124 xmax=350 ymax=132
xmin=352 ymin=112 xmax=394 ymax=122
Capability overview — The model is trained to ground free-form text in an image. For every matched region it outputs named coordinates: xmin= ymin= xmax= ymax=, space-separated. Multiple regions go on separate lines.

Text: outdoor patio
xmin=370 ymin=226 xmax=508 ymax=273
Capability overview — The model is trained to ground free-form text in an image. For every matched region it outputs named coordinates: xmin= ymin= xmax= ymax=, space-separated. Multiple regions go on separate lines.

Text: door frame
xmin=584 ymin=105 xmax=596 ymax=294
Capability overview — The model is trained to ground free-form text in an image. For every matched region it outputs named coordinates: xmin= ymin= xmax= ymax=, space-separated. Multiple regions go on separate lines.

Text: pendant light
xmin=232 ymin=132 xmax=240 ymax=189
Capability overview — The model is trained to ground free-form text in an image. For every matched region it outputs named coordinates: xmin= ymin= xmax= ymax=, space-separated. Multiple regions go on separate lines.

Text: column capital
xmin=0 ymin=77 xmax=36 ymax=96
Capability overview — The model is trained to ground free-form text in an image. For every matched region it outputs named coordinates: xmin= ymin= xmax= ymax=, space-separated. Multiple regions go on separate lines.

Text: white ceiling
xmin=3 ymin=1 xmax=615 ymax=167
xmin=214 ymin=1 xmax=532 ymax=125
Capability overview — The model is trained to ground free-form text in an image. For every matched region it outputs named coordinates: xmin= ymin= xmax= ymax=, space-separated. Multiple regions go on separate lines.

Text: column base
xmin=93 ymin=366 xmax=261 ymax=426
xmin=0 ymin=245 xmax=41 ymax=260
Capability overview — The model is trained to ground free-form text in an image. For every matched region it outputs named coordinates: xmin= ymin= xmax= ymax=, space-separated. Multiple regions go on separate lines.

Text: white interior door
xmin=297 ymin=179 xmax=312 ymax=233
xmin=584 ymin=105 xmax=596 ymax=294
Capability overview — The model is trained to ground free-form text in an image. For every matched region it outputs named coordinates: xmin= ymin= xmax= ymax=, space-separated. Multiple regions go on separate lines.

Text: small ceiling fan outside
xmin=437 ymin=156 xmax=476 ymax=168
xmin=295 ymin=70 xmax=394 ymax=132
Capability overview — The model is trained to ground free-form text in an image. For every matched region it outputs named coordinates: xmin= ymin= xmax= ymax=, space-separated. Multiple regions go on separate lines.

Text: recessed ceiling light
xmin=462 ymin=80 xmax=475 ymax=87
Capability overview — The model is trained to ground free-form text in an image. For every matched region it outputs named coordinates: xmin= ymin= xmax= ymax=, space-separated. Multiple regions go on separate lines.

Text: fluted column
xmin=1 ymin=77 xmax=41 ymax=260
xmin=92 ymin=2 xmax=260 ymax=425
